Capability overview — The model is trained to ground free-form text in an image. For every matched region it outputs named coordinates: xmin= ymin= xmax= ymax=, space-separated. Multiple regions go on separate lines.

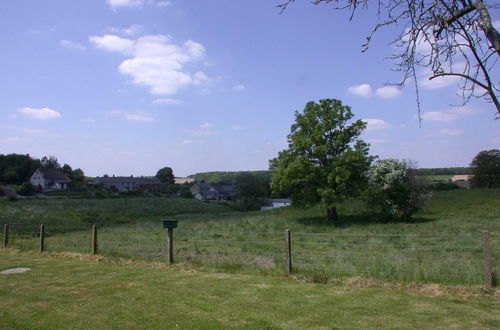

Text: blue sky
xmin=0 ymin=0 xmax=498 ymax=177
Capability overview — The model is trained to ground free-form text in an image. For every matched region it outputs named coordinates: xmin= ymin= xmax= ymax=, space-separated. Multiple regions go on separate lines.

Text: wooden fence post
xmin=167 ymin=227 xmax=174 ymax=264
xmin=284 ymin=229 xmax=292 ymax=275
xmin=482 ymin=230 xmax=493 ymax=290
xmin=3 ymin=224 xmax=8 ymax=248
xmin=92 ymin=225 xmax=98 ymax=255
xmin=39 ymin=224 xmax=45 ymax=253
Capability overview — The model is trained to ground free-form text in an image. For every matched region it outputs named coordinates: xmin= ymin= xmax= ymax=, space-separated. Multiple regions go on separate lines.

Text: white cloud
xmin=89 ymin=35 xmax=134 ymax=54
xmin=82 ymin=118 xmax=97 ymax=123
xmin=180 ymin=139 xmax=193 ymax=145
xmin=439 ymin=129 xmax=463 ymax=136
xmin=232 ymin=84 xmax=246 ymax=91
xmin=420 ymin=111 xmax=459 ymax=122
xmin=364 ymin=118 xmax=390 ymax=130
xmin=60 ymin=40 xmax=86 ymax=51
xmin=107 ymin=0 xmax=144 ymax=9
xmin=109 ymin=24 xmax=144 ymax=37
xmin=347 ymin=83 xmax=372 ymax=98
xmin=17 ymin=107 xmax=61 ymax=120
xmin=231 ymin=125 xmax=245 ymax=131
xmin=183 ymin=122 xmax=214 ymax=136
xmin=375 ymin=86 xmax=401 ymax=99
xmin=124 ymin=113 xmax=154 ymax=122
xmin=106 ymin=110 xmax=154 ymax=122
xmin=91 ymin=34 xmax=209 ymax=96
xmin=152 ymin=98 xmax=184 ymax=105
xmin=106 ymin=0 xmax=170 ymax=9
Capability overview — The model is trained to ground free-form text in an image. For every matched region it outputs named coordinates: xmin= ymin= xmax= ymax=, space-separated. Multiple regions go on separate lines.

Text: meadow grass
xmin=1 ymin=189 xmax=499 ymax=286
xmin=0 ymin=251 xmax=498 ymax=329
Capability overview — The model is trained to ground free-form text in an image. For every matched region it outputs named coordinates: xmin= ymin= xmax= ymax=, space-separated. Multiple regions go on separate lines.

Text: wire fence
xmin=1 ymin=223 xmax=498 ymax=287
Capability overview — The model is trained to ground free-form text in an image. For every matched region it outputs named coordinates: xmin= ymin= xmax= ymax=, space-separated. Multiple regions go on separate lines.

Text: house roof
xmin=36 ymin=168 xmax=71 ymax=183
xmin=94 ymin=176 xmax=161 ymax=185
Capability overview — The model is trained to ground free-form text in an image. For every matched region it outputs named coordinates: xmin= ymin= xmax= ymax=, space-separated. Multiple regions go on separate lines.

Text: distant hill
xmin=188 ymin=171 xmax=272 ymax=184
xmin=415 ymin=167 xmax=472 ymax=175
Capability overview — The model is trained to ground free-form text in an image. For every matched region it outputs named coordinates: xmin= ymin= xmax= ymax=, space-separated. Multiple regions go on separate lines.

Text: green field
xmin=1 ymin=189 xmax=499 ymax=286
xmin=0 ymin=251 xmax=498 ymax=329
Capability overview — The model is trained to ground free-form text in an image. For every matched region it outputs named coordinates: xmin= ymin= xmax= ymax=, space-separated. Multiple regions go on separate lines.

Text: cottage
xmin=191 ymin=183 xmax=235 ymax=200
xmin=93 ymin=176 xmax=162 ymax=192
xmin=260 ymin=199 xmax=291 ymax=211
xmin=30 ymin=168 xmax=71 ymax=192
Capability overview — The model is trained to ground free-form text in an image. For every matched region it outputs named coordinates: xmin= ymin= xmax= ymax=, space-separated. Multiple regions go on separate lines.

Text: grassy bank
xmin=0 ymin=251 xmax=498 ymax=329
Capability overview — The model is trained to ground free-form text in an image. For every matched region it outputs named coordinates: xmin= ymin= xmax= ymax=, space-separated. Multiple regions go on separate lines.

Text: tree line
xmin=0 ymin=154 xmax=85 ymax=187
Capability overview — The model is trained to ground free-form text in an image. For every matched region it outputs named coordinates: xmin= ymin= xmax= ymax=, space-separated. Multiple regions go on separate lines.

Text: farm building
xmin=93 ymin=176 xmax=162 ymax=192
xmin=30 ymin=168 xmax=71 ymax=192
xmin=191 ymin=183 xmax=235 ymax=200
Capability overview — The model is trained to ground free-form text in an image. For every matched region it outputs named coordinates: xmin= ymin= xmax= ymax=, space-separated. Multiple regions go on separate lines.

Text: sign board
xmin=162 ymin=220 xmax=178 ymax=229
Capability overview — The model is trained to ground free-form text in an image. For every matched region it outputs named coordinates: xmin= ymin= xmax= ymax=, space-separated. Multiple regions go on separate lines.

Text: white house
xmin=30 ymin=168 xmax=71 ymax=192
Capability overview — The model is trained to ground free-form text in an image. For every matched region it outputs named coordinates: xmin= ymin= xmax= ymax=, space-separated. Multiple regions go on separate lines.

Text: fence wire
xmin=1 ymin=224 xmax=497 ymax=286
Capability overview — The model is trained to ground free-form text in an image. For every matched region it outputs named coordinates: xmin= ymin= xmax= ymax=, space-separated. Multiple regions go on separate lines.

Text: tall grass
xmin=2 ymin=189 xmax=499 ymax=285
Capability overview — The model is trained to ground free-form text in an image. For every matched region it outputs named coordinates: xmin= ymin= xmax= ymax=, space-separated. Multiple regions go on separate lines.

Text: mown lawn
xmin=0 ymin=251 xmax=498 ymax=329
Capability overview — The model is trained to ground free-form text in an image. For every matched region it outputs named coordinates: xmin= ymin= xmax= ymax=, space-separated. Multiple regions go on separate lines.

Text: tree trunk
xmin=327 ymin=207 xmax=338 ymax=222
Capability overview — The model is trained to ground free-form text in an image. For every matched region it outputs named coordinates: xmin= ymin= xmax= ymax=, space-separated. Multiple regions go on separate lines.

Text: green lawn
xmin=0 ymin=251 xmax=498 ymax=329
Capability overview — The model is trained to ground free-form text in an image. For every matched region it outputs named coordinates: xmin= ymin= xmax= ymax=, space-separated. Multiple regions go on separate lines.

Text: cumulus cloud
xmin=347 ymin=83 xmax=372 ymax=98
xmin=17 ymin=107 xmax=61 ymax=120
xmin=89 ymin=35 xmax=134 ymax=54
xmin=232 ymin=84 xmax=246 ymax=91
xmin=152 ymin=98 xmax=184 ymax=105
xmin=375 ymin=86 xmax=401 ymax=99
xmin=90 ymin=34 xmax=209 ymax=95
xmin=364 ymin=118 xmax=390 ymax=130
xmin=60 ymin=40 xmax=86 ymax=51
xmin=183 ymin=122 xmax=214 ymax=136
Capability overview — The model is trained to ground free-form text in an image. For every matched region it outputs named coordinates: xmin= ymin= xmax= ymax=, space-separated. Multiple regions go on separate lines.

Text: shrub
xmin=0 ymin=187 xmax=4 ymax=197
xmin=17 ymin=182 xmax=36 ymax=196
xmin=428 ymin=182 xmax=461 ymax=191
xmin=366 ymin=159 xmax=431 ymax=221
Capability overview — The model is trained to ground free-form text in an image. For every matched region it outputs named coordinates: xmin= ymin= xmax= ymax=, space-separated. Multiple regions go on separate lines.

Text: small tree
xmin=470 ymin=149 xmax=500 ymax=188
xmin=366 ymin=159 xmax=430 ymax=221
xmin=234 ymin=172 xmax=269 ymax=210
xmin=156 ymin=167 xmax=175 ymax=184
xmin=270 ymin=99 xmax=372 ymax=222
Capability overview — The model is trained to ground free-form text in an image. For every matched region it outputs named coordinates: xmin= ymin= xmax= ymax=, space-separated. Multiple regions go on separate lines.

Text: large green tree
xmin=270 ymin=99 xmax=372 ymax=222
xmin=156 ymin=167 xmax=175 ymax=184
xmin=470 ymin=149 xmax=500 ymax=188
xmin=0 ymin=154 xmax=41 ymax=184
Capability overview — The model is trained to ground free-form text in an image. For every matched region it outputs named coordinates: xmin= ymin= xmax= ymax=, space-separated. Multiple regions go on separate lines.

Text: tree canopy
xmin=270 ymin=99 xmax=373 ymax=222
xmin=0 ymin=154 xmax=41 ymax=184
xmin=470 ymin=149 xmax=500 ymax=188
xmin=278 ymin=0 xmax=500 ymax=118
xmin=156 ymin=167 xmax=175 ymax=184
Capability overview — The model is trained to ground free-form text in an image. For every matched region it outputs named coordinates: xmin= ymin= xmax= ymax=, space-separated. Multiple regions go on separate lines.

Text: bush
xmin=17 ymin=182 xmax=36 ymax=196
xmin=0 ymin=187 xmax=4 ymax=197
xmin=428 ymin=182 xmax=461 ymax=191
xmin=8 ymin=195 xmax=18 ymax=201
xmin=366 ymin=159 xmax=431 ymax=221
